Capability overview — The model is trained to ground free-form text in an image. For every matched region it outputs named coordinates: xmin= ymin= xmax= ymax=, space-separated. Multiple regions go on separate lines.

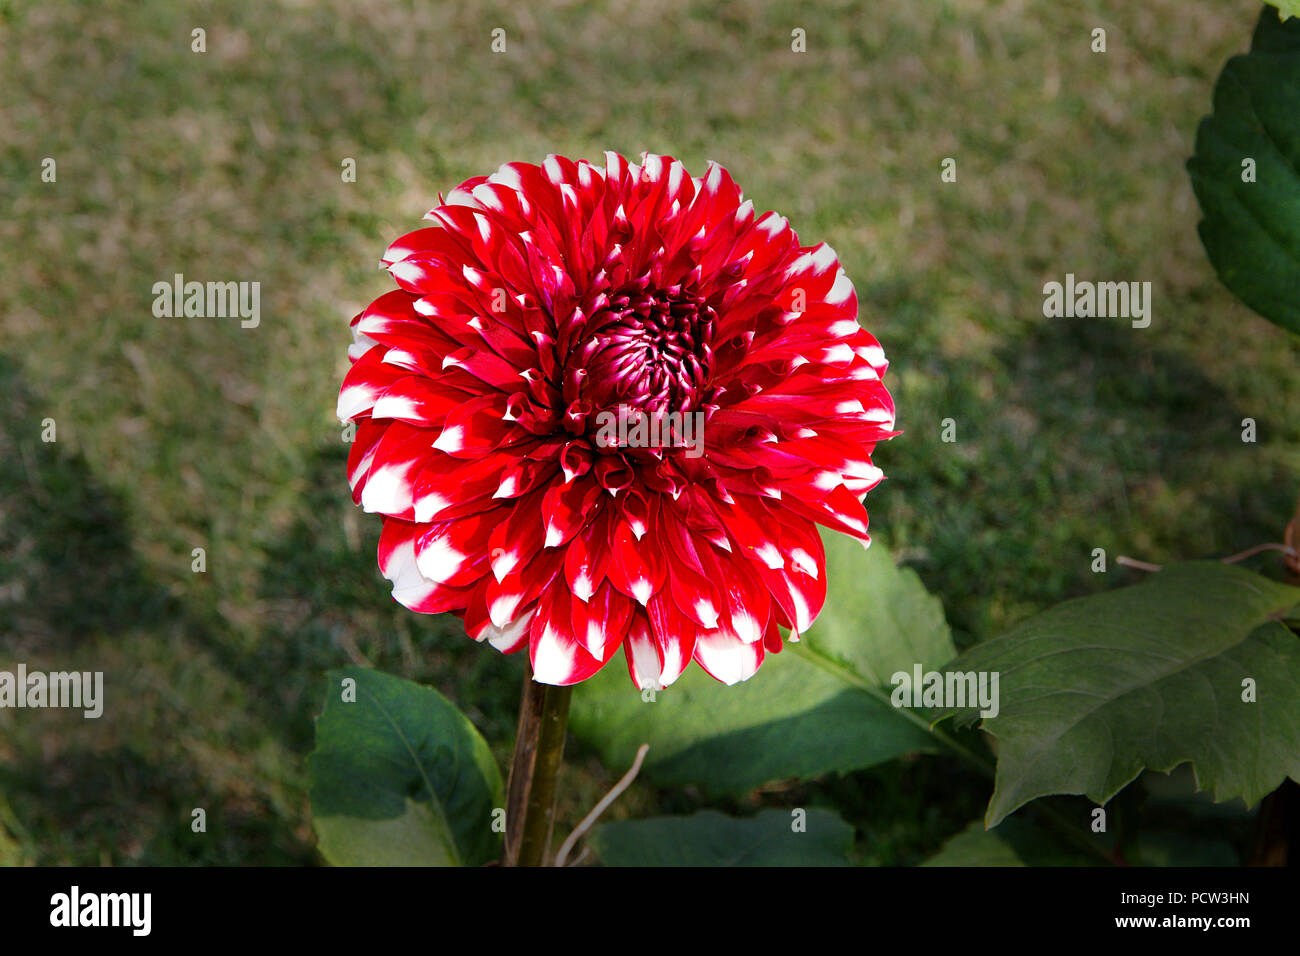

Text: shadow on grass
xmin=878 ymin=313 xmax=1290 ymax=644
xmin=251 ymin=443 xmax=529 ymax=751
xmin=0 ymin=430 xmax=530 ymax=864
xmin=0 ymin=354 xmax=322 ymax=864
xmin=997 ymin=315 xmax=1292 ymax=546
xmin=0 ymin=743 xmax=315 ymax=865
xmin=0 ymin=354 xmax=171 ymax=653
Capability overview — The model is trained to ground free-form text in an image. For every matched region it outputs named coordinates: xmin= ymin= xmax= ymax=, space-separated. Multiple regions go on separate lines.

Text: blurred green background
xmin=1 ymin=0 xmax=1296 ymax=865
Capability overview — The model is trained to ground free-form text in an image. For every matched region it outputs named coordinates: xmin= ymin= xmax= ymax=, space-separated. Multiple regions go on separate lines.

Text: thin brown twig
xmin=1117 ymin=542 xmax=1297 ymax=574
xmin=1116 ymin=555 xmax=1163 ymax=573
xmin=554 ymin=743 xmax=650 ymax=868
xmin=334 ymin=629 xmax=373 ymax=668
xmin=1221 ymin=542 xmax=1297 ymax=565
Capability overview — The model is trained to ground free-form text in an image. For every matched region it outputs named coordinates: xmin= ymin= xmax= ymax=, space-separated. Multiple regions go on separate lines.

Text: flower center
xmin=577 ymin=287 xmax=716 ymax=417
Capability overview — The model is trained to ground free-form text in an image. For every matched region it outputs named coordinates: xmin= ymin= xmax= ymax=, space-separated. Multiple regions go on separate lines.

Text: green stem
xmin=502 ymin=666 xmax=572 ymax=867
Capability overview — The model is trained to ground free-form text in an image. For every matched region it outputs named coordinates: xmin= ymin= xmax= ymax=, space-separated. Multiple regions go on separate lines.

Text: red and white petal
xmin=487 ymin=491 xmax=547 ymax=581
xmin=646 ymin=592 xmax=698 ymax=688
xmin=570 ymin=580 xmax=633 ymax=660
xmin=377 ymin=519 xmax=474 ymax=614
xmin=622 ymin=614 xmax=664 ymax=691
xmin=666 ymin=555 xmax=721 ymax=630
xmin=414 ymin=509 xmax=499 ymax=587
xmin=529 ymin=585 xmax=607 ymax=685
xmin=542 ymin=477 xmax=604 ymax=549
xmin=486 ymin=552 xmax=558 ymax=629
xmin=563 ymin=508 xmax=612 ymax=601
xmin=606 ymin=516 xmax=665 ymax=605
xmin=359 ymin=423 xmax=435 ymax=518
xmin=471 ymin=605 xmax=535 ymax=654
xmin=692 ymin=628 xmax=764 ymax=686
xmin=337 ymin=345 xmax=406 ymax=421
xmin=431 ymin=394 xmax=514 ymax=458
xmin=706 ymin=548 xmax=770 ymax=645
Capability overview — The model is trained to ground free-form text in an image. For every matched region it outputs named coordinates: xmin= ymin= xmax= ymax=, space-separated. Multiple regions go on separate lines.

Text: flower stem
xmin=502 ymin=665 xmax=572 ymax=866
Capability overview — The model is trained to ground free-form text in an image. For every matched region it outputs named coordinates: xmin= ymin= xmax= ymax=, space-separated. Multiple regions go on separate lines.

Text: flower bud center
xmin=580 ymin=288 xmax=715 ymax=417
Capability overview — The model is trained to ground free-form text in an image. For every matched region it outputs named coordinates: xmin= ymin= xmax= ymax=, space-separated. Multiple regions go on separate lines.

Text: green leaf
xmin=1187 ymin=7 xmax=1300 ymax=334
xmin=921 ymin=818 xmax=1098 ymax=867
xmin=309 ymin=667 xmax=503 ymax=866
xmin=1266 ymin=3 xmax=1300 ymax=24
xmin=590 ymin=808 xmax=853 ymax=866
xmin=939 ymin=563 xmax=1300 ymax=827
xmin=570 ymin=532 xmax=955 ymax=793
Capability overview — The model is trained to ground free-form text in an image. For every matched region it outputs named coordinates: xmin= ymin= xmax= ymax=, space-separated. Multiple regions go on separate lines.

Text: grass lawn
xmin=0 ymin=0 xmax=1296 ymax=864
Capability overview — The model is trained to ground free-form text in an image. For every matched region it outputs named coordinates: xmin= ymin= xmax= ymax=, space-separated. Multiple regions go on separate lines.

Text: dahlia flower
xmin=338 ymin=152 xmax=895 ymax=688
